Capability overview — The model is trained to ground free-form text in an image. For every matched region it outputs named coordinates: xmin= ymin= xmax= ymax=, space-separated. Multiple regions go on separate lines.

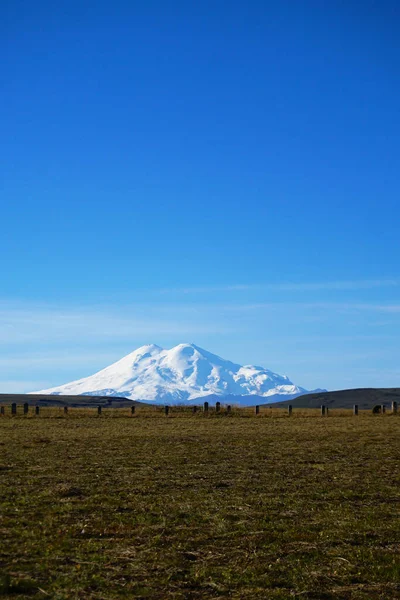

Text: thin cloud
xmin=0 ymin=305 xmax=232 ymax=345
xmin=0 ymin=380 xmax=51 ymax=394
xmin=158 ymin=279 xmax=400 ymax=294
xmin=222 ymin=302 xmax=400 ymax=313
xmin=0 ymin=353 xmax=119 ymax=369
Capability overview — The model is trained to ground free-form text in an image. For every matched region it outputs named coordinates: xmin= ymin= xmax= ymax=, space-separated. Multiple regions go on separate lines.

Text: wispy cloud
xmin=221 ymin=302 xmax=400 ymax=313
xmin=1 ymin=299 xmax=400 ymax=351
xmin=0 ymin=353 xmax=119 ymax=369
xmin=0 ymin=380 xmax=51 ymax=394
xmin=0 ymin=305 xmax=232 ymax=345
xmin=159 ymin=279 xmax=400 ymax=294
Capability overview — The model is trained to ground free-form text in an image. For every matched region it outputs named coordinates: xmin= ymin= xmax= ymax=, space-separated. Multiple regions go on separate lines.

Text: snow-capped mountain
xmin=32 ymin=343 xmax=312 ymax=405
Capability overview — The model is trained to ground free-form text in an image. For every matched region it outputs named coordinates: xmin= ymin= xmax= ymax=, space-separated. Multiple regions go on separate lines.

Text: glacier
xmin=32 ymin=343 xmax=312 ymax=406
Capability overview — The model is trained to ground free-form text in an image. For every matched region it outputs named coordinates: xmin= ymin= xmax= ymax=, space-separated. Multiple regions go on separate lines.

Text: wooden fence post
xmin=165 ymin=405 xmax=169 ymax=417
xmin=11 ymin=403 xmax=17 ymax=416
xmin=97 ymin=406 xmax=102 ymax=416
xmin=216 ymin=401 xmax=221 ymax=413
xmin=192 ymin=405 xmax=197 ymax=414
xmin=381 ymin=404 xmax=386 ymax=414
xmin=288 ymin=405 xmax=293 ymax=416
xmin=227 ymin=405 xmax=231 ymax=414
xmin=35 ymin=405 xmax=40 ymax=416
xmin=64 ymin=406 xmax=68 ymax=415
xmin=23 ymin=402 xmax=29 ymax=415
xmin=321 ymin=405 xmax=326 ymax=416
xmin=0 ymin=406 xmax=4 ymax=416
xmin=326 ymin=407 xmax=329 ymax=416
xmin=204 ymin=401 xmax=209 ymax=414
xmin=131 ymin=405 xmax=135 ymax=415
xmin=255 ymin=405 xmax=260 ymax=415
xmin=392 ymin=401 xmax=398 ymax=414
xmin=353 ymin=404 xmax=358 ymax=416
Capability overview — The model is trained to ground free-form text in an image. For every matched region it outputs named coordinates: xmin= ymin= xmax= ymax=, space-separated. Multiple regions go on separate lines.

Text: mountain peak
xmin=134 ymin=343 xmax=163 ymax=352
xmin=170 ymin=342 xmax=203 ymax=352
xmin=32 ymin=343 xmax=309 ymax=405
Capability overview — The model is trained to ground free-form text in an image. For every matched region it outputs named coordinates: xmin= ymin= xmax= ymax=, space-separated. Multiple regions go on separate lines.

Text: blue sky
xmin=2 ymin=0 xmax=400 ymax=393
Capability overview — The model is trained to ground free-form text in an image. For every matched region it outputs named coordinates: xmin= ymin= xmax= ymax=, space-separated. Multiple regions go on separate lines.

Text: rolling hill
xmin=265 ymin=388 xmax=400 ymax=410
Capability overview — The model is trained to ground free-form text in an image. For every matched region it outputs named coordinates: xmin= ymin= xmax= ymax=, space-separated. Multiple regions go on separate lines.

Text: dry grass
xmin=1 ymin=408 xmax=400 ymax=599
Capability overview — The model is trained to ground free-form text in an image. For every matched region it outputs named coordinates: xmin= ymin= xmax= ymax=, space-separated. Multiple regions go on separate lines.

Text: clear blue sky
xmin=2 ymin=0 xmax=400 ymax=393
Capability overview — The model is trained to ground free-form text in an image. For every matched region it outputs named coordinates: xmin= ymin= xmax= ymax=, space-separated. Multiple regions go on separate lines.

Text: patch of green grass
xmin=1 ymin=410 xmax=400 ymax=598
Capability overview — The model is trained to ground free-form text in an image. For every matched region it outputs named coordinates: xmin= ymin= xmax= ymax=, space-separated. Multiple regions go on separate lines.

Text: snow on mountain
xmin=32 ymin=343 xmax=310 ymax=405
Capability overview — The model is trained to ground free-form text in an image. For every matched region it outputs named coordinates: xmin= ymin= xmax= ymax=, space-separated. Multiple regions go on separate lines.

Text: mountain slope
xmin=32 ymin=343 xmax=310 ymax=405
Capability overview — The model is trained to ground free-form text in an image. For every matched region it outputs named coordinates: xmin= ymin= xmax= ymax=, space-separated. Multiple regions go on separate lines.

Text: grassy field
xmin=1 ymin=408 xmax=400 ymax=599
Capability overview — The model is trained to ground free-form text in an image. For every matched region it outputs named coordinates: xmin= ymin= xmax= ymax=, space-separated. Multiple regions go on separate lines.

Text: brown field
xmin=1 ymin=407 xmax=400 ymax=599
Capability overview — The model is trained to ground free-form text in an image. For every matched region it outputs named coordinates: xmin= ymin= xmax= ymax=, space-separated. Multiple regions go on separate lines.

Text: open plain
xmin=1 ymin=407 xmax=400 ymax=599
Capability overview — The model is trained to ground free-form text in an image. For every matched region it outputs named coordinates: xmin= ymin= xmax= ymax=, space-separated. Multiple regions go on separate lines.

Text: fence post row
xmin=5 ymin=401 xmax=398 ymax=417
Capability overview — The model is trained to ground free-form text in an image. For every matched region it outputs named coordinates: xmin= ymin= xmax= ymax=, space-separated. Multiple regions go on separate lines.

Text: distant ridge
xmin=264 ymin=388 xmax=400 ymax=410
xmin=0 ymin=393 xmax=140 ymax=408
xmin=3 ymin=389 xmax=399 ymax=410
